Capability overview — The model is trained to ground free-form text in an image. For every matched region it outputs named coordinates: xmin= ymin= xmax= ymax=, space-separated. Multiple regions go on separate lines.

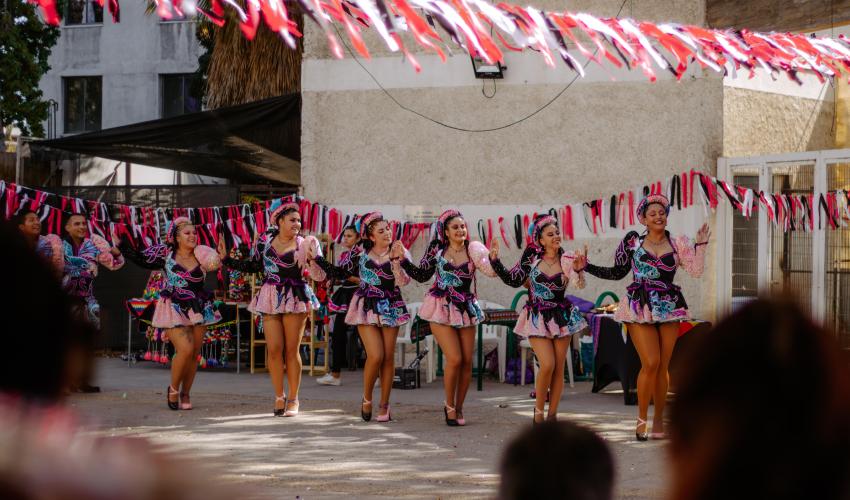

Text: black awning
xmin=36 ymin=94 xmax=301 ymax=186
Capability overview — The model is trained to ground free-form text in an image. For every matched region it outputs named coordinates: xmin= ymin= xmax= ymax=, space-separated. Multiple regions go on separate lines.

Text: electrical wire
xmin=481 ymin=78 xmax=496 ymax=98
xmin=333 ymin=0 xmax=629 ymax=133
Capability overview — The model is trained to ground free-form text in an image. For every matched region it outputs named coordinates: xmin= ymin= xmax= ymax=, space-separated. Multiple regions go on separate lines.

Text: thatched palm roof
xmin=206 ymin=9 xmax=303 ymax=109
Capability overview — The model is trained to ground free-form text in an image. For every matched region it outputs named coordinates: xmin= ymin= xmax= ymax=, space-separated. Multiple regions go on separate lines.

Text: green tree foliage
xmin=0 ymin=1 xmax=59 ymax=137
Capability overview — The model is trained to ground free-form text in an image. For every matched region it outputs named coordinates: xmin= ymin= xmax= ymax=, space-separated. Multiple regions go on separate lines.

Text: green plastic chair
xmin=594 ymin=291 xmax=620 ymax=308
xmin=506 ymin=290 xmax=528 ymax=360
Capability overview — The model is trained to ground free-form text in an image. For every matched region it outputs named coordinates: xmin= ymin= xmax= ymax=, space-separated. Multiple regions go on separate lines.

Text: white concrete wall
xmin=303 ymin=0 xmax=722 ymax=321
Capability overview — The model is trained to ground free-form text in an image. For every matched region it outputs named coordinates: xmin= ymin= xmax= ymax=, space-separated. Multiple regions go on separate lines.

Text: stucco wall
xmin=302 ymin=79 xmax=723 ymax=204
xmin=302 ymin=0 xmax=721 ymax=321
xmin=722 ymin=86 xmax=836 ymax=157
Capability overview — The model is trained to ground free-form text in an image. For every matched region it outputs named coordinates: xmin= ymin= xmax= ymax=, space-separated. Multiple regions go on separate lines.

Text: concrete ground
xmin=70 ymin=358 xmax=668 ymax=499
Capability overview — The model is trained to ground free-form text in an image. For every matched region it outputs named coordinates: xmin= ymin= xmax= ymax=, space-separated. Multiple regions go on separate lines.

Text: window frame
xmin=63 ymin=0 xmax=104 ymax=26
xmin=62 ymin=76 xmax=103 ymax=135
xmin=159 ymin=73 xmax=201 ymax=119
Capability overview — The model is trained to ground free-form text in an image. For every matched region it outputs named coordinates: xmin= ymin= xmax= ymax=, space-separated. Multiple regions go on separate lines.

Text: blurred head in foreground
xmin=0 ymin=220 xmax=92 ymax=400
xmin=498 ymin=421 xmax=614 ymax=500
xmin=0 ymin=221 xmax=233 ymax=499
xmin=669 ymin=297 xmax=850 ymax=500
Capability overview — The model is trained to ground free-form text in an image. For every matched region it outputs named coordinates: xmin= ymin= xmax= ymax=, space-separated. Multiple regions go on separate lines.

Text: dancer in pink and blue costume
xmin=488 ymin=214 xmax=587 ymax=424
xmin=395 ymin=209 xmax=496 ymax=426
xmin=584 ymin=194 xmax=709 ymax=440
xmin=121 ymin=217 xmax=221 ymax=411
xmin=220 ymin=200 xmax=326 ymax=417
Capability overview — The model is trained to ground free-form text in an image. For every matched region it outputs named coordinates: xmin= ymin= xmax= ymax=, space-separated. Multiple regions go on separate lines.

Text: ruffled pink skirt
xmin=514 ymin=308 xmax=587 ymax=339
xmin=418 ymin=294 xmax=482 ymax=327
xmin=151 ymin=298 xmax=221 ymax=330
xmin=345 ymin=295 xmax=410 ymax=327
xmin=613 ymin=297 xmax=691 ymax=324
xmin=249 ymin=283 xmax=318 ymax=315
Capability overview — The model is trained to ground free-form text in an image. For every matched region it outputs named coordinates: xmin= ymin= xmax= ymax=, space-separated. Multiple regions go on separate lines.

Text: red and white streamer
xmin=27 ymin=0 xmax=850 ymax=82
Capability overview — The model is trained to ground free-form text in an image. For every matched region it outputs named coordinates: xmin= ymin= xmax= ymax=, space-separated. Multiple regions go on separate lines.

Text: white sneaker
xmin=317 ymin=373 xmax=341 ymax=386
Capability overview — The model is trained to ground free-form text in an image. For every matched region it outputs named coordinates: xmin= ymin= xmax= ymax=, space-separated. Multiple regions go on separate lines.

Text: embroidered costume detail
xmin=123 ymin=243 xmax=222 ymax=334
xmin=315 ymin=248 xmax=411 ymax=328
xmin=490 ymin=246 xmax=587 ymax=338
xmin=328 ymin=249 xmax=358 ymax=313
xmin=38 ymin=234 xmax=65 ymax=277
xmin=54 ymin=235 xmax=124 ymax=328
xmin=585 ymin=230 xmax=705 ymax=324
xmin=224 ymin=235 xmax=325 ymax=315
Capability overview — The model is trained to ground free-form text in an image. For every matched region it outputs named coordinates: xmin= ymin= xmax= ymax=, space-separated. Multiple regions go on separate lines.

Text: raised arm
xmin=585 ymin=232 xmax=637 ymax=281
xmin=490 ymin=246 xmax=538 ymax=288
xmin=120 ymin=242 xmax=169 ymax=270
xmin=314 ymin=249 xmax=358 ymax=280
xmin=392 ymin=249 xmax=413 ymax=287
xmin=400 ymin=240 xmax=440 ymax=283
xmin=331 ymin=250 xmax=360 ymax=286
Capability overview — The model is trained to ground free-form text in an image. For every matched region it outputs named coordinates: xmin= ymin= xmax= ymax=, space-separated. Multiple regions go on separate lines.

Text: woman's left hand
xmin=573 ymin=245 xmax=588 ymax=271
xmin=390 ymin=241 xmax=405 ymax=260
xmin=696 ymin=223 xmax=711 ymax=245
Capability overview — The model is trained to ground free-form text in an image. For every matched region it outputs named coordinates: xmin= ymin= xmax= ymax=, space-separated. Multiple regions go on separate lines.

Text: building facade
xmin=300 ymin=0 xmax=836 ymax=322
xmin=38 ymin=0 xmax=212 ymax=186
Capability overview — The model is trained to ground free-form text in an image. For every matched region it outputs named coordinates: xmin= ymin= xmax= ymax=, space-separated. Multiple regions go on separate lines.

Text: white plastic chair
xmin=396 ymin=302 xmax=436 ymax=383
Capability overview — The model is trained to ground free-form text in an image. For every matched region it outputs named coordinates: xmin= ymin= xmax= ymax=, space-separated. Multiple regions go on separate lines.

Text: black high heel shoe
xmin=166 ymin=385 xmax=179 ymax=411
xmin=444 ymin=403 xmax=459 ymax=427
xmin=635 ymin=417 xmax=649 ymax=441
xmin=273 ymin=395 xmax=286 ymax=417
xmin=361 ymin=398 xmax=372 ymax=422
xmin=532 ymin=408 xmax=544 ymax=425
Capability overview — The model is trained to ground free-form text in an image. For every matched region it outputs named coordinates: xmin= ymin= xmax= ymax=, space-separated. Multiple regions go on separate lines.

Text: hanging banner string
xmin=4 ymin=170 xmax=850 ymax=250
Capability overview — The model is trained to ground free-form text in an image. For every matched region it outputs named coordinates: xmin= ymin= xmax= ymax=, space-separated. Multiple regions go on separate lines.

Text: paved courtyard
xmin=70 ymin=358 xmax=669 ymax=499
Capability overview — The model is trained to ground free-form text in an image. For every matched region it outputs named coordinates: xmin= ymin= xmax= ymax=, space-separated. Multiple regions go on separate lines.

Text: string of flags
xmin=3 ymin=170 xmax=849 ymax=252
xmin=28 ymin=0 xmax=850 ymax=83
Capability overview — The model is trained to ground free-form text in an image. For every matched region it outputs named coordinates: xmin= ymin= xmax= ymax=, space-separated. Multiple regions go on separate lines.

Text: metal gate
xmin=717 ymin=149 xmax=850 ymax=348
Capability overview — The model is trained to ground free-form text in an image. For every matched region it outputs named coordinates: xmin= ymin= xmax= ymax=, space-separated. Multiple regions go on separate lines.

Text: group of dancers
xmin=13 ymin=193 xmax=708 ymax=440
